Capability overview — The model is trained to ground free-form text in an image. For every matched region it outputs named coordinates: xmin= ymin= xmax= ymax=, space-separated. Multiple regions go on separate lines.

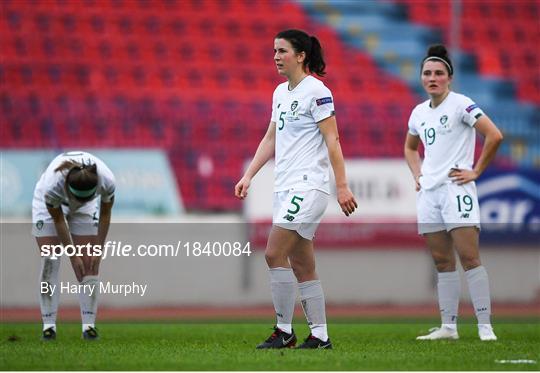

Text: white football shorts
xmin=273 ymin=189 xmax=329 ymax=240
xmin=32 ymin=194 xmax=99 ymax=237
xmin=416 ymin=181 xmax=480 ymax=235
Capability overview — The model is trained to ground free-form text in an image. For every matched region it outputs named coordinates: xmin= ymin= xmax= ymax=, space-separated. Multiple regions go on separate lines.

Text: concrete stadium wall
xmin=1 ymin=219 xmax=538 ymax=307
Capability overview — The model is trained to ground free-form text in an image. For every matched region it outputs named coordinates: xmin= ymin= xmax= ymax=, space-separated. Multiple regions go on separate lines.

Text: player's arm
xmin=234 ymin=121 xmax=276 ymax=199
xmin=319 ymin=115 xmax=357 ymax=216
xmin=404 ymin=133 xmax=422 ymax=191
xmin=97 ymin=197 xmax=114 ymax=247
xmin=450 ymin=116 xmax=503 ymax=185
xmin=89 ymin=197 xmax=114 ymax=273
xmin=46 ymin=205 xmax=85 ymax=281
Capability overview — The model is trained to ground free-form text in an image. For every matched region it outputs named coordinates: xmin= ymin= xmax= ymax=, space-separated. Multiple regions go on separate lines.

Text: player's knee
xmin=290 ymin=262 xmax=315 ymax=282
xmin=264 ymin=249 xmax=285 ymax=267
xmin=40 ymin=257 xmax=60 ymax=281
xmin=459 ymin=255 xmax=481 ymax=271
xmin=432 ymin=254 xmax=455 ymax=272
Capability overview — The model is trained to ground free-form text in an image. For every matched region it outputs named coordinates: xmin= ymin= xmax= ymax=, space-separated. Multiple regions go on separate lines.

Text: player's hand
xmin=415 ymin=174 xmax=422 ymax=191
xmin=69 ymin=256 xmax=85 ymax=282
xmin=89 ymin=253 xmax=102 ymax=274
xmin=234 ymin=176 xmax=251 ymax=200
xmin=337 ymin=186 xmax=358 ymax=216
xmin=449 ymin=168 xmax=478 ymax=185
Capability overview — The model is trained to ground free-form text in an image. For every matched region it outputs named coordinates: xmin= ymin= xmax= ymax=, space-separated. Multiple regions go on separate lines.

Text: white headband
xmin=423 ymin=56 xmax=453 ymax=75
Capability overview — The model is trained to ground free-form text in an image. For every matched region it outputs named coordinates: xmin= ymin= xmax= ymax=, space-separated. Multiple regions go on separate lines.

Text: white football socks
xmin=465 ymin=266 xmax=492 ymax=326
xmin=298 ymin=280 xmax=328 ymax=342
xmin=39 ymin=256 xmax=61 ymax=331
xmin=78 ymin=275 xmax=99 ymax=332
xmin=437 ymin=271 xmax=460 ymax=330
xmin=269 ymin=267 xmax=296 ymax=334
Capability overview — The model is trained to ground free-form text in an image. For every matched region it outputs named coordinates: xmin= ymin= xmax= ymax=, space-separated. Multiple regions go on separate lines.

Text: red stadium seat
xmin=8 ymin=0 xmax=514 ymax=210
xmin=400 ymin=0 xmax=540 ymax=105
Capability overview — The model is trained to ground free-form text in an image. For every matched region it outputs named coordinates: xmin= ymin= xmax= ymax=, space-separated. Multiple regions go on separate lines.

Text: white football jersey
xmin=408 ymin=91 xmax=484 ymax=190
xmin=34 ymin=151 xmax=116 ymax=209
xmin=271 ymin=75 xmax=335 ymax=193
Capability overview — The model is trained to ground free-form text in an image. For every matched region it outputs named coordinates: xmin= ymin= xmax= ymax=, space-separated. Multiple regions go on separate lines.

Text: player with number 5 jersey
xmin=235 ymin=29 xmax=357 ymax=349
xmin=404 ymin=45 xmax=503 ymax=341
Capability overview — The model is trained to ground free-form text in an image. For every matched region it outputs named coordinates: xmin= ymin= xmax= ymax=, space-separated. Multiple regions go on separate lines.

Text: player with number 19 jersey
xmin=271 ymin=75 xmax=335 ymax=194
xmin=408 ymin=92 xmax=484 ymax=234
xmin=408 ymin=91 xmax=484 ymax=191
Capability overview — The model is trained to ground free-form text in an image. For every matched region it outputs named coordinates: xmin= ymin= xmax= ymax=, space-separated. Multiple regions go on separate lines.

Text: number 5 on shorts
xmin=287 ymin=195 xmax=304 ymax=214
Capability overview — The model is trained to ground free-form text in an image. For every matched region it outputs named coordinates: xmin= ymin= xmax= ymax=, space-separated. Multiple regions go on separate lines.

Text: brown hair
xmin=275 ymin=29 xmax=327 ymax=77
xmin=55 ymin=160 xmax=98 ymax=201
xmin=421 ymin=44 xmax=454 ymax=76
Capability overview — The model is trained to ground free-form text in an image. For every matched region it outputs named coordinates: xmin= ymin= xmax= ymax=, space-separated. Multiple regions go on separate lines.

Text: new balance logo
xmin=460 ymin=213 xmax=470 ymax=218
xmin=276 ymin=312 xmax=283 ymax=318
xmin=283 ymin=214 xmax=295 ymax=222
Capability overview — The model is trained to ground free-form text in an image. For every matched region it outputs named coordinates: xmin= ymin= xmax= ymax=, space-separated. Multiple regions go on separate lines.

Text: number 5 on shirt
xmin=278 ymin=112 xmax=286 ymax=130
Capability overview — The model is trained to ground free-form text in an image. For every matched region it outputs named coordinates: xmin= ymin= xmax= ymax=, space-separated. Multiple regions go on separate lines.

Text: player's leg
xmin=444 ymin=181 xmax=496 ymax=340
xmin=33 ymin=196 xmax=62 ymax=340
xmin=72 ymin=234 xmax=100 ymax=339
xmin=450 ymin=227 xmax=496 ymax=341
xmin=257 ymin=226 xmax=300 ymax=349
xmin=35 ymin=235 xmax=62 ymax=340
xmin=284 ymin=189 xmax=330 ymax=348
xmin=266 ymin=225 xmax=302 ymax=334
xmin=416 ymin=230 xmax=460 ymax=340
xmin=289 ymin=239 xmax=332 ymax=349
xmin=70 ymin=201 xmax=101 ymax=340
xmin=416 ymin=187 xmax=459 ymax=340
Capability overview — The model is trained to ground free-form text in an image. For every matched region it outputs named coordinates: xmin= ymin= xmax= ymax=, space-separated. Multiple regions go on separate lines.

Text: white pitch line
xmin=495 ymin=359 xmax=537 ymax=364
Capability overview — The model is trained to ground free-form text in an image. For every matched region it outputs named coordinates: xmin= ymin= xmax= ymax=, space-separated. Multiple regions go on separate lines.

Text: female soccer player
xmin=32 ymin=151 xmax=115 ymax=340
xmin=404 ymin=45 xmax=503 ymax=341
xmin=235 ymin=29 xmax=357 ymax=349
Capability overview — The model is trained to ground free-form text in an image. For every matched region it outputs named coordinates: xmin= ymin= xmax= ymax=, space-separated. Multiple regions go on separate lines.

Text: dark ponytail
xmin=421 ymin=44 xmax=453 ymax=76
xmin=275 ymin=29 xmax=327 ymax=77
xmin=56 ymin=160 xmax=98 ymax=201
xmin=308 ymin=36 xmax=326 ymax=77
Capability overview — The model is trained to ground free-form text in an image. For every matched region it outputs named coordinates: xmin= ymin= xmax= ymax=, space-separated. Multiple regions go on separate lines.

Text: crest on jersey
xmin=286 ymin=100 xmax=300 ymax=121
xmin=440 ymin=115 xmax=448 ymax=125
xmin=36 ymin=220 xmax=44 ymax=230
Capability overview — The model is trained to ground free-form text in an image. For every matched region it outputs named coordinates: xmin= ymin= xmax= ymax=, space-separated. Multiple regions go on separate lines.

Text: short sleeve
xmin=44 ymin=189 xmax=63 ymax=208
xmin=460 ymin=96 xmax=484 ymax=127
xmin=43 ymin=172 xmax=65 ymax=208
xmin=270 ymin=87 xmax=278 ymax=123
xmin=310 ymin=85 xmax=335 ymax=123
xmin=408 ymin=109 xmax=419 ymax=136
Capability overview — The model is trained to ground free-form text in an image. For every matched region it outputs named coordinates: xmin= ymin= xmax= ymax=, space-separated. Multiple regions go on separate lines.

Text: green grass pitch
xmin=1 ymin=321 xmax=539 ymax=370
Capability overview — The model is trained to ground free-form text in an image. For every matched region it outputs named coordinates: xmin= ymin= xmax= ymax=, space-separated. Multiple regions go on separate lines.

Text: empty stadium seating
xmin=395 ymin=0 xmax=540 ymax=105
xmin=301 ymin=0 xmax=539 ymax=168
xmin=1 ymin=0 xmax=538 ymax=210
